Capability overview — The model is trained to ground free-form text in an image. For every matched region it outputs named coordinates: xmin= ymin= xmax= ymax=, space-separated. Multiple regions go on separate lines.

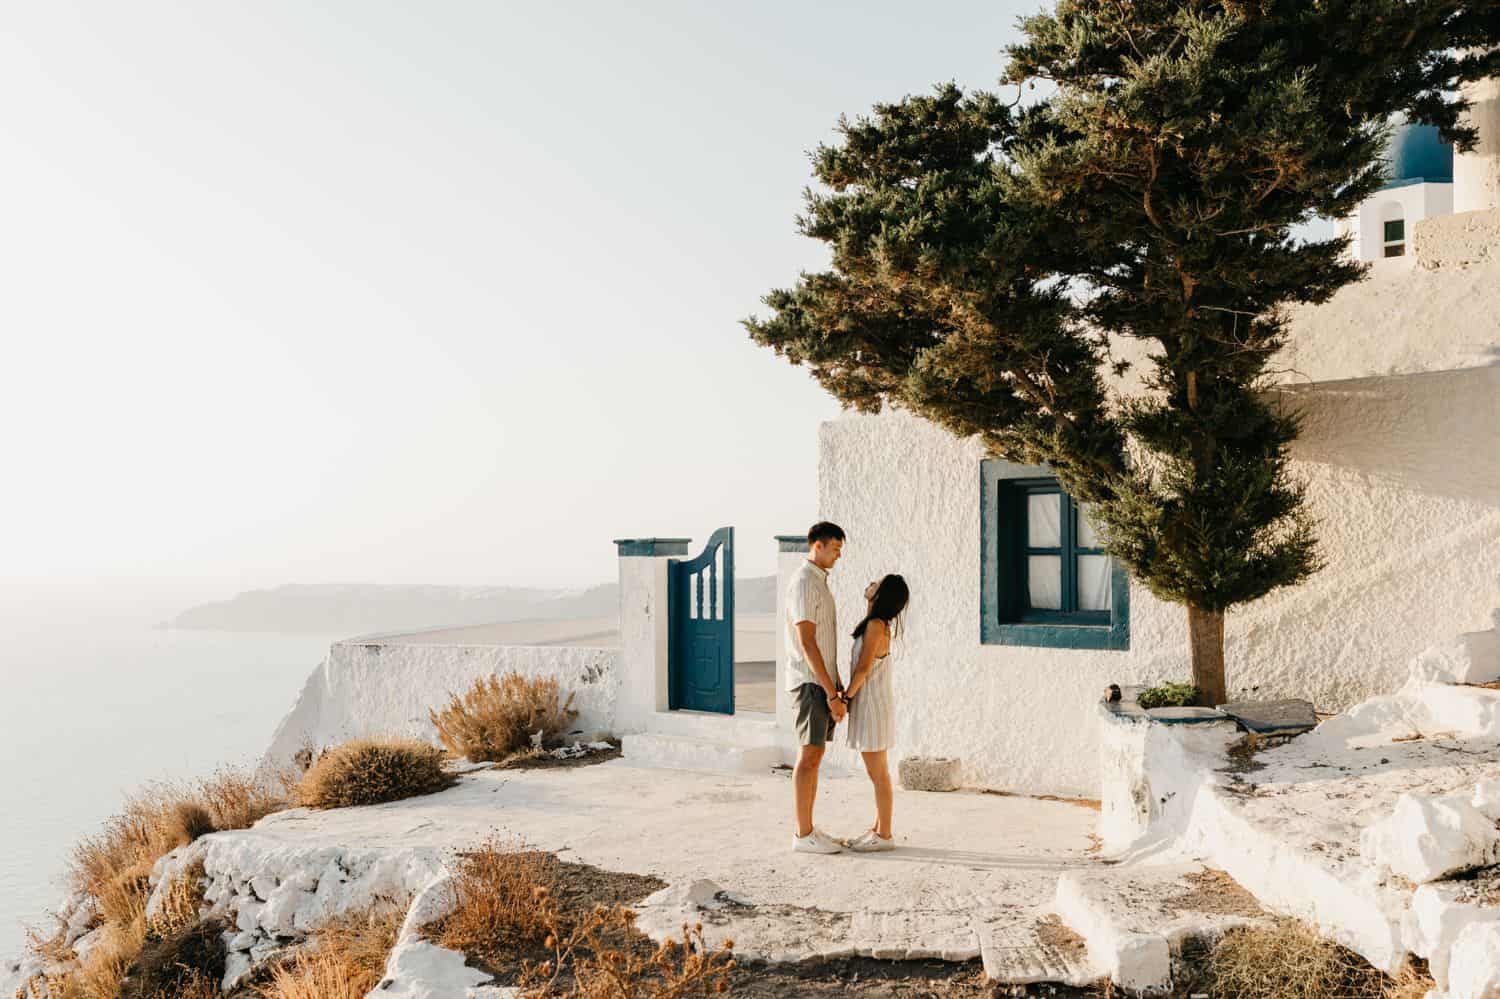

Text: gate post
xmin=774 ymin=534 xmax=811 ymax=739
xmin=613 ymin=538 xmax=690 ymax=731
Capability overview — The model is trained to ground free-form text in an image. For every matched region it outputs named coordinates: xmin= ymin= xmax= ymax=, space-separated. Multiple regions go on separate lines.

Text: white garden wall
xmin=263 ymin=640 xmax=619 ymax=767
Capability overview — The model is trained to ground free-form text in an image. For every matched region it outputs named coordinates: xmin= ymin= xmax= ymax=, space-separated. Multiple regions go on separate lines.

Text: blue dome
xmin=1382 ymin=122 xmax=1453 ymax=188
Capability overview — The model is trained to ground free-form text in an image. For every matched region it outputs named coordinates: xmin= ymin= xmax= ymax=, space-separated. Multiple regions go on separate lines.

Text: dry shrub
xmin=198 ymin=765 xmax=287 ymax=829
xmin=522 ymin=904 xmax=734 ymax=998
xmin=69 ymin=767 xmax=282 ymax=911
xmin=1208 ymin=919 xmax=1430 ymax=999
xmin=124 ymin=915 xmax=227 ymax=999
xmin=30 ymin=766 xmax=285 ymax=999
xmin=296 ymin=737 xmax=455 ymax=809
xmin=429 ymin=672 xmax=579 ymax=762
xmin=1384 ymin=960 xmax=1438 ymax=999
xmin=256 ymin=905 xmax=403 ymax=999
xmin=427 ymin=838 xmax=557 ymax=953
xmin=426 ymin=838 xmax=732 ymax=998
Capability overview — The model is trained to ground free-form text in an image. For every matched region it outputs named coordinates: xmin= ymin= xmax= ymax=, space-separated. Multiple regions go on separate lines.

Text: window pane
xmin=1383 ymin=243 xmax=1405 ymax=257
xmin=1077 ymin=504 xmax=1103 ymax=548
xmin=1383 ymin=219 xmax=1405 ymax=242
xmin=1078 ymin=555 xmax=1112 ymax=611
xmin=1027 ymin=555 xmax=1062 ymax=609
xmin=1027 ymin=493 xmax=1061 ymax=547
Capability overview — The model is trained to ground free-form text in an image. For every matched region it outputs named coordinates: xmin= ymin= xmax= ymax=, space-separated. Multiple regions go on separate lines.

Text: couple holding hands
xmin=785 ymin=521 xmax=911 ymax=855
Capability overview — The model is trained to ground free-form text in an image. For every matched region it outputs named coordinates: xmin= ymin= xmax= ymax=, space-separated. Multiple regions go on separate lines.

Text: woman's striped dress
xmin=846 ymin=632 xmax=894 ymax=752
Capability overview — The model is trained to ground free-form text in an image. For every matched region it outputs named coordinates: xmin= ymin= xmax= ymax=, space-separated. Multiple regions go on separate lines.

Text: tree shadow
xmin=1276 ymin=364 xmax=1500 ymax=508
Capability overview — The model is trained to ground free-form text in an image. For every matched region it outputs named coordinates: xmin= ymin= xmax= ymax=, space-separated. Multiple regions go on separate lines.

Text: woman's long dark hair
xmin=852 ymin=574 xmax=910 ymax=640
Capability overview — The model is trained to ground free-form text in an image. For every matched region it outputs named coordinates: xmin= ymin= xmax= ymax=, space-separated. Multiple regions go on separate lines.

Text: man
xmin=787 ymin=521 xmax=849 ymax=854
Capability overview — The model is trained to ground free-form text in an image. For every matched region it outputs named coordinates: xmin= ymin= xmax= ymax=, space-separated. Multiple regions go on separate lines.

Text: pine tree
xmin=747 ymin=3 xmax=1497 ymax=706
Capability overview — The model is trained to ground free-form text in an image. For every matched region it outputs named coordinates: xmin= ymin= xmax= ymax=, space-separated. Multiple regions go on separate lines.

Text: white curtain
xmin=1027 ymin=494 xmax=1061 ymax=547
xmin=1078 ymin=555 xmax=1112 ymax=611
xmin=1028 ymin=555 xmax=1062 ymax=609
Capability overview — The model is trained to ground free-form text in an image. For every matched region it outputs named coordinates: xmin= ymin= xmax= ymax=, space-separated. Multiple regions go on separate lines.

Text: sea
xmin=0 ymin=583 xmax=343 ymax=960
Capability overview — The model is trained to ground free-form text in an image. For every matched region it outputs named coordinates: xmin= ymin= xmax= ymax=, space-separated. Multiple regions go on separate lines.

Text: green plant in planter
xmin=1137 ymin=683 xmax=1200 ymax=711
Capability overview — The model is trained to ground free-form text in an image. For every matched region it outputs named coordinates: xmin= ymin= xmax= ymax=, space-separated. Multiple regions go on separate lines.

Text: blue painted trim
xmin=775 ymin=534 xmax=810 ymax=553
xmin=668 ymin=528 xmax=735 ymax=714
xmin=979 ymin=460 xmax=1131 ymax=651
xmin=613 ymin=538 xmax=691 ymax=557
xmin=1377 ymin=176 xmax=1453 ymax=191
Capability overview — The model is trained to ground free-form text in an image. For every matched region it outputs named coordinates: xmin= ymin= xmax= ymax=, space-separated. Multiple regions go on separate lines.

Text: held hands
xmin=828 ymin=688 xmax=849 ymax=723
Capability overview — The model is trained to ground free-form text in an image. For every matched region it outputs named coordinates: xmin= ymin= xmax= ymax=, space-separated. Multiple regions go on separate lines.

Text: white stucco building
xmin=1339 ymin=76 xmax=1500 ymax=261
xmin=807 ymin=96 xmax=1500 ymax=797
xmin=1337 ymin=121 xmax=1454 ymax=261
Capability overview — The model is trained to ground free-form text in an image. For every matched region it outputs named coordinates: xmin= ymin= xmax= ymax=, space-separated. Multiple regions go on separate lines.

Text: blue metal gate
xmin=668 ymin=527 xmax=734 ymax=714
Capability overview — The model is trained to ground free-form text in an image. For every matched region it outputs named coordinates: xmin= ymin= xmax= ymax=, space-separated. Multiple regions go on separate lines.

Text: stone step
xmin=1054 ymin=863 xmax=1267 ymax=993
xmin=640 ymin=709 xmax=782 ymax=744
xmin=620 ymin=732 xmax=783 ymax=775
xmin=978 ymin=916 xmax=1101 ymax=987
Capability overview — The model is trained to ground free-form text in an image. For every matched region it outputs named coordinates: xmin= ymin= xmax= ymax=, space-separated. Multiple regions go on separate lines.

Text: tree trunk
xmin=1187 ymin=604 xmax=1227 ymax=708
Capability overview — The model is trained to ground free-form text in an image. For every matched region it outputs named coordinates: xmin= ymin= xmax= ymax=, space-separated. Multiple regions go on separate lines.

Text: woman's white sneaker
xmin=846 ymin=830 xmax=895 ymax=852
xmin=792 ymin=828 xmax=843 ymax=854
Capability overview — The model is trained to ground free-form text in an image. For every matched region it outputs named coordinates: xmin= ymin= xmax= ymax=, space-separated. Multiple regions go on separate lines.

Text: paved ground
xmin=245 ymin=759 xmax=1100 ymax=966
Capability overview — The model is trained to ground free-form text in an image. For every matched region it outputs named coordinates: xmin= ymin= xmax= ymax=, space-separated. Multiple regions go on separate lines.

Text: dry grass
xmin=425 ymin=840 xmax=732 ymax=998
xmin=1208 ymin=919 xmax=1433 ymax=999
xmin=22 ymin=767 xmax=285 ymax=999
xmin=256 ymin=905 xmax=403 ymax=999
xmin=295 ymin=737 xmax=455 ymax=809
xmin=428 ymin=837 xmax=557 ymax=953
xmin=146 ymin=860 xmax=208 ymax=940
xmin=125 ymin=915 xmax=227 ymax=999
xmin=521 ymin=907 xmax=735 ymax=998
xmin=1224 ymin=732 xmax=1269 ymax=774
xmin=429 ymin=671 xmax=579 ymax=763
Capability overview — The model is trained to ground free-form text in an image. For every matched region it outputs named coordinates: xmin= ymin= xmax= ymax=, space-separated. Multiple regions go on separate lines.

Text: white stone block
xmin=235 ymin=900 xmax=264 ymax=933
xmin=1473 ymin=781 xmax=1500 ymax=822
xmin=1360 ymin=793 xmax=1500 ymax=883
xmin=71 ymin=927 xmax=104 ymax=964
xmin=1055 ymin=868 xmax=1179 ymax=992
xmin=1405 ymin=884 xmax=1500 ymax=987
xmin=259 ymin=882 xmax=309 ymax=935
xmin=222 ymin=950 xmax=252 ymax=992
xmin=377 ymin=940 xmax=494 ymax=998
xmin=898 ymin=756 xmax=962 ymax=792
xmin=1448 ymin=920 xmax=1500 ymax=999
xmin=1114 ymin=932 xmax=1173 ymax=993
xmin=1413 ymin=629 xmax=1500 ymax=687
xmin=249 ymin=874 xmax=277 ymax=901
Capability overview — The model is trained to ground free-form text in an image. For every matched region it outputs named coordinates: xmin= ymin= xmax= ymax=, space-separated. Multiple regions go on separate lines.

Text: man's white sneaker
xmin=792 ymin=828 xmax=843 ymax=854
xmin=846 ymin=830 xmax=895 ymax=853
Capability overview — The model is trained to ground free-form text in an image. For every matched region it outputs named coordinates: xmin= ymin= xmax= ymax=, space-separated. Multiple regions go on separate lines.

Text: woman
xmin=840 ymin=573 xmax=910 ymax=852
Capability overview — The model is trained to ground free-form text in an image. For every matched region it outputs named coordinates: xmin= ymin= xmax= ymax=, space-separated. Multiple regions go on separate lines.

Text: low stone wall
xmin=1414 ymin=207 xmax=1500 ymax=269
xmin=264 ymin=640 xmax=619 ymax=767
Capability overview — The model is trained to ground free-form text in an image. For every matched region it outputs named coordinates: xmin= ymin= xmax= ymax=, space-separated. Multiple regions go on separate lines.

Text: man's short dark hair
xmin=808 ymin=521 xmax=846 ymax=545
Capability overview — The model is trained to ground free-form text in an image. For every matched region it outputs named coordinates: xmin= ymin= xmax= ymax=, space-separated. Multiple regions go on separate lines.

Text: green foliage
xmin=747 ymin=3 xmax=1497 ymax=622
xmin=1137 ymin=683 xmax=1200 ymax=710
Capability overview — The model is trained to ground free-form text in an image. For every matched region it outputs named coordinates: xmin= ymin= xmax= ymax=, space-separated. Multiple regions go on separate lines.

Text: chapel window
xmin=1383 ymin=218 xmax=1406 ymax=257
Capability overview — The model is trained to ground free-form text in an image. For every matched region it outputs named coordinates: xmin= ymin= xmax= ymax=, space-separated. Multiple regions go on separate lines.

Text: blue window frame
xmin=981 ymin=461 xmax=1130 ymax=650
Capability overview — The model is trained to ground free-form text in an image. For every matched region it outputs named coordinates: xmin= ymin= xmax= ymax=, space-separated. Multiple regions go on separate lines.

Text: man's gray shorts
xmin=794 ymin=683 xmax=838 ymax=747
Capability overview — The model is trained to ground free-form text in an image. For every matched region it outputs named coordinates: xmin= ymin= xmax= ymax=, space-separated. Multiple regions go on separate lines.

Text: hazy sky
xmin=2 ymin=1 xmax=1037 ymax=591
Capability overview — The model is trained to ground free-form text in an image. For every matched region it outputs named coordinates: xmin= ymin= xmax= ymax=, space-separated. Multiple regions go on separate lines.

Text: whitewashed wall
xmin=1349 ymin=182 xmax=1452 ymax=262
xmin=264 ymin=641 xmax=619 ymax=766
xmin=817 ymin=375 xmax=1500 ymax=796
